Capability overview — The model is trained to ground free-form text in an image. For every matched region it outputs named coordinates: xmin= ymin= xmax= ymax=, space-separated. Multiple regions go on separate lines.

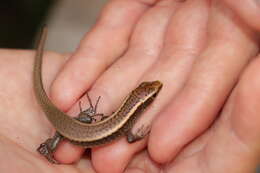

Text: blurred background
xmin=1 ymin=1 xmax=260 ymax=172
xmin=0 ymin=0 xmax=106 ymax=52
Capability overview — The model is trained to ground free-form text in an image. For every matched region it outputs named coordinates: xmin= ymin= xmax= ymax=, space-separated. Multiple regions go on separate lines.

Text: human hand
xmin=47 ymin=0 xmax=259 ymax=171
xmin=0 ymin=49 xmax=97 ymax=172
xmin=1 ymin=47 xmax=260 ymax=173
xmin=4 ymin=0 xmax=259 ymax=173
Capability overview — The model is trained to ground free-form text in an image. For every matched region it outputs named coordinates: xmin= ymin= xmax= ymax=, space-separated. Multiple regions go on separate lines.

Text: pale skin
xmin=1 ymin=0 xmax=260 ymax=172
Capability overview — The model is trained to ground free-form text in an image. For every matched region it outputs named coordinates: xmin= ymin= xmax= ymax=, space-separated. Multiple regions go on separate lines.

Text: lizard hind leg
xmin=37 ymin=132 xmax=63 ymax=164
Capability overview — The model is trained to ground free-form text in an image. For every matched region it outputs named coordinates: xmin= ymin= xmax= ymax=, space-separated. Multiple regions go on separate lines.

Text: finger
xmin=137 ymin=0 xmax=209 ymax=139
xmin=49 ymin=0 xmax=159 ymax=164
xmin=163 ymin=57 xmax=260 ymax=173
xmin=90 ymin=0 xmax=211 ymax=171
xmin=125 ymin=150 xmax=160 ymax=173
xmin=193 ymin=57 xmax=260 ymax=173
xmin=232 ymin=57 xmax=260 ymax=153
xmin=222 ymin=0 xmax=260 ymax=30
xmin=88 ymin=1 xmax=182 ymax=172
xmin=92 ymin=139 xmax=147 ymax=173
xmin=51 ymin=0 xmax=157 ymax=110
xmin=149 ymin=1 xmax=259 ymax=163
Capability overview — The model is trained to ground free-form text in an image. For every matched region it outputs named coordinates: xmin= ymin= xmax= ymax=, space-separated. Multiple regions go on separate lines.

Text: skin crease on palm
xmin=0 ymin=0 xmax=260 ymax=172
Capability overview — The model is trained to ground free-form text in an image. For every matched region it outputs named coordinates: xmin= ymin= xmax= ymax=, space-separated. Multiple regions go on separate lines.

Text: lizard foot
xmin=37 ymin=139 xmax=60 ymax=164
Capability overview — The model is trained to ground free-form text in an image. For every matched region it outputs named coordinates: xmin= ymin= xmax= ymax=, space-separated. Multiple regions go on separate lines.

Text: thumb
xmin=232 ymin=57 xmax=260 ymax=154
xmin=197 ymin=57 xmax=260 ymax=173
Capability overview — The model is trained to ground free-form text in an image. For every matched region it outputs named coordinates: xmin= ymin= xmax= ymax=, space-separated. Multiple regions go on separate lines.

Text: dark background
xmin=0 ymin=0 xmax=55 ymax=49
